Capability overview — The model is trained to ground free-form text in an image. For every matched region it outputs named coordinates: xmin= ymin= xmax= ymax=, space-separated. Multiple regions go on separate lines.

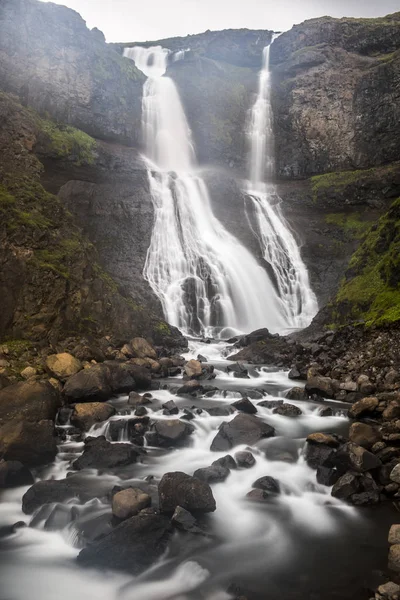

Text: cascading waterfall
xmin=124 ymin=45 xmax=287 ymax=338
xmin=246 ymin=44 xmax=318 ymax=328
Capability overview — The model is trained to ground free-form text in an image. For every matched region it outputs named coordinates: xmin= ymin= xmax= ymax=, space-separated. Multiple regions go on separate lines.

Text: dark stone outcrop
xmin=210 ymin=414 xmax=275 ymax=451
xmin=0 ymin=460 xmax=34 ymax=488
xmin=72 ymin=436 xmax=139 ymax=471
xmin=146 ymin=420 xmax=195 ymax=448
xmin=77 ymin=512 xmax=172 ymax=574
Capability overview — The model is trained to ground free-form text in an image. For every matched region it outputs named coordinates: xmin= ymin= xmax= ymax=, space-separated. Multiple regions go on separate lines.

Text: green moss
xmin=334 ymin=197 xmax=400 ymax=326
xmin=155 ymin=322 xmax=171 ymax=335
xmin=0 ymin=187 xmax=16 ymax=206
xmin=325 ymin=212 xmax=371 ymax=239
xmin=1 ymin=339 xmax=33 ymax=355
xmin=38 ymin=119 xmax=97 ymax=166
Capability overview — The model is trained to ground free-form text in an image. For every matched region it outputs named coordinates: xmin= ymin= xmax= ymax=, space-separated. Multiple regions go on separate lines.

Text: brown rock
xmin=389 ymin=524 xmax=400 ymax=545
xmin=130 ymin=338 xmax=157 ymax=360
xmin=46 ymin=353 xmax=82 ymax=380
xmin=349 ymin=422 xmax=381 ymax=449
xmin=112 ymin=488 xmax=151 ymax=520
xmin=389 ymin=544 xmax=400 ymax=573
xmin=184 ymin=359 xmax=203 ymax=378
xmin=71 ymin=402 xmax=116 ymax=431
xmin=20 ymin=366 xmax=37 ymax=380
xmin=306 ymin=432 xmax=341 ymax=447
xmin=383 ymin=401 xmax=400 ymax=421
xmin=348 ymin=396 xmax=379 ymax=419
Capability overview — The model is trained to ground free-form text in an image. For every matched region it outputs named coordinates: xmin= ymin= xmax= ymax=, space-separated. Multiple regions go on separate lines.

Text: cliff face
xmin=270 ymin=14 xmax=400 ymax=178
xmin=0 ymin=0 xmax=144 ymax=145
xmin=0 ymin=91 xmax=181 ymax=348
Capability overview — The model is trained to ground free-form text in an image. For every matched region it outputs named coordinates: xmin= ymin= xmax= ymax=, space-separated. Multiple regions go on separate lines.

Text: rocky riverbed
xmin=1 ymin=334 xmax=400 ymax=600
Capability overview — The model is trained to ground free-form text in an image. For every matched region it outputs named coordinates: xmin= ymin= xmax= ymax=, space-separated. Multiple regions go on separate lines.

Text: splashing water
xmin=124 ymin=46 xmax=289 ymax=338
xmin=246 ymin=44 xmax=318 ymax=328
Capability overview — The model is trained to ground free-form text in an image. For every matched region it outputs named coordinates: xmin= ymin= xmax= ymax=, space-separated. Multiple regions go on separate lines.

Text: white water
xmin=246 ymin=45 xmax=318 ymax=328
xmin=124 ymin=46 xmax=290 ymax=338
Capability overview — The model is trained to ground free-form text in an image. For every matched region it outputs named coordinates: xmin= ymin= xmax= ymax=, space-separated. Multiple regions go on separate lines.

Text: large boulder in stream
xmin=146 ymin=420 xmax=194 ymax=448
xmin=0 ymin=381 xmax=61 ymax=466
xmin=77 ymin=512 xmax=172 ymax=574
xmin=64 ymin=362 xmax=151 ymax=402
xmin=71 ymin=402 xmax=116 ymax=431
xmin=158 ymin=471 xmax=216 ymax=514
xmin=72 ymin=436 xmax=140 ymax=470
xmin=210 ymin=413 xmax=275 ymax=451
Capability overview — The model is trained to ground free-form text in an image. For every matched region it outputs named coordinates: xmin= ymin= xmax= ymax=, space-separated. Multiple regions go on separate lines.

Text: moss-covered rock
xmin=333 ymin=197 xmax=400 ymax=326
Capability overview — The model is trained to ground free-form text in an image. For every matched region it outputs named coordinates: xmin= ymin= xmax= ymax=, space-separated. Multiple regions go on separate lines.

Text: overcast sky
xmin=39 ymin=0 xmax=400 ymax=42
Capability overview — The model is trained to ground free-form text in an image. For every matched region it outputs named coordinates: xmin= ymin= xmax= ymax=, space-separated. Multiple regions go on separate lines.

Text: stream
xmin=0 ymin=340 xmax=395 ymax=600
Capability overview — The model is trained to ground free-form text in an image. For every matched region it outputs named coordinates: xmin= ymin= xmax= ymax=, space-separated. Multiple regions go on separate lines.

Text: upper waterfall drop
xmin=245 ymin=42 xmax=318 ymax=328
xmin=124 ymin=45 xmax=287 ymax=338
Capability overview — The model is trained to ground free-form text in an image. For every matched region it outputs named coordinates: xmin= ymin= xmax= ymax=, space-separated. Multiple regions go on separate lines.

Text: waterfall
xmin=124 ymin=46 xmax=286 ymax=338
xmin=246 ymin=44 xmax=318 ymax=328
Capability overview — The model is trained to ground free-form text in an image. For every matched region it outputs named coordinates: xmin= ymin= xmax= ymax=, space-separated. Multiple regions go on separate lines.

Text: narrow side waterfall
xmin=124 ymin=46 xmax=287 ymax=338
xmin=246 ymin=45 xmax=318 ymax=328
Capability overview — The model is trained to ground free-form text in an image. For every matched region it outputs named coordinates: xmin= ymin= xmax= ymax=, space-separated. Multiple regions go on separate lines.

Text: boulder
xmin=252 ymin=475 xmax=280 ymax=495
xmin=306 ymin=433 xmax=341 ymax=447
xmin=0 ymin=459 xmax=34 ymax=488
xmin=286 ymin=387 xmax=308 ymax=401
xmin=210 ymin=414 xmax=275 ymax=451
xmin=158 ymin=472 xmax=216 ymax=514
xmin=383 ymin=401 xmax=400 ymax=421
xmin=389 ymin=545 xmax=400 ymax=573
xmin=0 ymin=374 xmax=11 ymax=391
xmin=258 ymin=400 xmax=284 ymax=409
xmin=331 ymin=471 xmax=380 ymax=505
xmin=77 ymin=513 xmax=172 ymax=573
xmin=246 ymin=489 xmax=273 ymax=503
xmin=390 ymin=464 xmax=400 ymax=484
xmin=377 ymin=582 xmax=400 ymax=597
xmin=46 ymin=353 xmax=82 ymax=380
xmin=184 ymin=359 xmax=203 ymax=378
xmin=205 ymin=406 xmax=235 ymax=416
xmin=227 ymin=363 xmax=249 ymax=379
xmin=304 ymin=433 xmax=341 ymax=469
xmin=0 ymin=420 xmax=57 ymax=466
xmin=71 ymin=402 xmax=116 ymax=431
xmin=20 ymin=366 xmax=37 ymax=380
xmin=130 ymin=338 xmax=157 ymax=360
xmin=128 ymin=391 xmax=152 ymax=406
xmin=171 ymin=506 xmax=201 ymax=533
xmin=146 ymin=420 xmax=194 ymax=448
xmin=162 ymin=400 xmax=179 ymax=415
xmin=176 ymin=380 xmax=203 ymax=395
xmin=305 ymin=375 xmax=334 ymax=398
xmin=64 ymin=362 xmax=151 ymax=402
xmin=288 ymin=367 xmax=301 ymax=380
xmin=273 ymin=403 xmax=302 ymax=417
xmin=389 ymin=524 xmax=400 ymax=545
xmin=112 ymin=488 xmax=151 ymax=520
xmin=212 ymin=455 xmax=237 ymax=470
xmin=349 ymin=422 xmax=381 ymax=449
xmin=333 ymin=442 xmax=382 ymax=473
xmin=348 ymin=396 xmax=379 ymax=419
xmin=193 ymin=464 xmax=230 ymax=483
xmin=231 ymin=397 xmax=257 ymax=414
xmin=316 ymin=465 xmax=340 ymax=486
xmin=235 ymin=450 xmax=255 ymax=468
xmin=72 ymin=436 xmax=139 ymax=470
xmin=0 ymin=380 xmax=60 ymax=424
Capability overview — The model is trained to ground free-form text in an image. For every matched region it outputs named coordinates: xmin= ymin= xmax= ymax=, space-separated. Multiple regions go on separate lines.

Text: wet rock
xmin=349 ymin=422 xmax=381 ymax=449
xmin=128 ymin=391 xmax=152 ymax=406
xmin=307 ymin=433 xmax=342 ymax=447
xmin=112 ymin=488 xmax=151 ymax=520
xmin=46 ymin=353 xmax=82 ymax=380
xmin=197 ymin=354 xmax=208 ymax=363
xmin=389 ymin=524 xmax=400 ymax=545
xmin=57 ymin=407 xmax=72 ymax=425
xmin=231 ymin=397 xmax=257 ymax=414
xmin=0 ymin=460 xmax=34 ymax=488
xmin=319 ymin=407 xmax=333 ymax=417
xmin=383 ymin=400 xmax=400 ymax=421
xmin=193 ymin=464 xmax=230 ymax=483
xmin=77 ymin=513 xmax=172 ymax=574
xmin=348 ymin=396 xmax=379 ymax=419
xmin=265 ymin=445 xmax=298 ymax=463
xmin=146 ymin=420 xmax=194 ymax=448
xmin=64 ymin=362 xmax=151 ymax=402
xmin=212 ymin=455 xmax=237 ymax=470
xmin=71 ymin=402 xmax=116 ymax=431
xmin=258 ymin=399 xmax=284 ymax=409
xmin=135 ymin=406 xmax=147 ymax=417
xmin=305 ymin=375 xmax=334 ymax=398
xmin=205 ymin=406 xmax=235 ymax=417
xmin=316 ymin=465 xmax=340 ymax=486
xmin=176 ymin=380 xmax=203 ymax=395
xmin=181 ymin=408 xmax=196 ymax=420
xmin=210 ymin=414 xmax=275 ymax=451
xmin=304 ymin=433 xmax=340 ymax=469
xmin=252 ymin=476 xmax=280 ymax=495
xmin=162 ymin=400 xmax=179 ymax=415
xmin=286 ymin=387 xmax=308 ymax=401
xmin=184 ymin=359 xmax=203 ymax=378
xmin=273 ymin=403 xmax=302 ymax=417
xmin=357 ymin=374 xmax=375 ymax=396
xmin=388 ymin=545 xmax=400 ymax=573
xmin=333 ymin=442 xmax=382 ymax=473
xmin=243 ymin=390 xmax=264 ymax=400
xmin=235 ymin=450 xmax=255 ymax=468
xmin=158 ymin=471 xmax=216 ymax=514
xmin=227 ymin=363 xmax=249 ymax=379
xmin=288 ymin=367 xmax=301 ymax=380
xmin=171 ymin=506 xmax=201 ymax=533
xmin=130 ymin=338 xmax=157 ymax=360
xmin=331 ymin=471 xmax=380 ymax=504
xmin=73 ymin=436 xmax=139 ymax=470
xmin=0 ymin=419 xmax=58 ymax=467
xmin=377 ymin=582 xmax=400 ymax=597
xmin=390 ymin=464 xmax=400 ymax=484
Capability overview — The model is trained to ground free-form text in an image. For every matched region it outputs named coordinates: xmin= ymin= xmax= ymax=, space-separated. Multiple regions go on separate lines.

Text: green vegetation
xmin=38 ymin=118 xmax=97 ymax=165
xmin=334 ymin=197 xmax=400 ymax=326
xmin=155 ymin=322 xmax=171 ymax=335
xmin=325 ymin=212 xmax=371 ymax=239
xmin=0 ymin=339 xmax=33 ymax=355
